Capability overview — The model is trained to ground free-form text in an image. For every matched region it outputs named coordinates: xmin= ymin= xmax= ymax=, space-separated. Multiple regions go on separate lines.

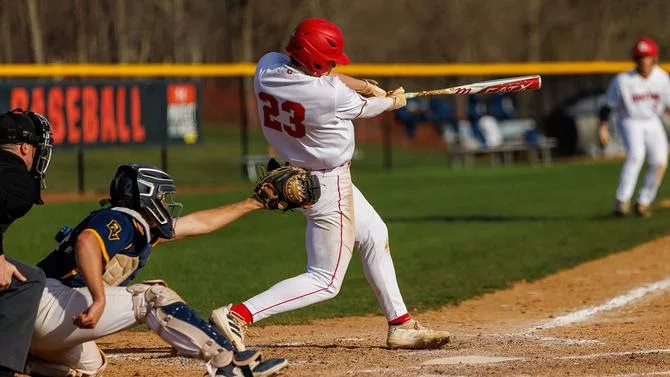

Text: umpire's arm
xmin=158 ymin=197 xmax=264 ymax=244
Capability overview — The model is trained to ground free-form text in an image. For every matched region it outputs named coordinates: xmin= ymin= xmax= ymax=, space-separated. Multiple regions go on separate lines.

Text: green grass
xmin=6 ymin=159 xmax=670 ymax=325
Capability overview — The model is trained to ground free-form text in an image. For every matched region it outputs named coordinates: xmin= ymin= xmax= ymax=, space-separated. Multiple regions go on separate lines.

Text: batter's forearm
xmin=169 ymin=197 xmax=263 ymax=241
xmin=75 ymin=233 xmax=106 ymax=304
xmin=357 ymin=97 xmax=394 ymax=118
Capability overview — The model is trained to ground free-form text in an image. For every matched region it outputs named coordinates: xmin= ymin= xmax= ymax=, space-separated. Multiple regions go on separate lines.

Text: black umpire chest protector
xmin=0 ymin=151 xmax=38 ymax=245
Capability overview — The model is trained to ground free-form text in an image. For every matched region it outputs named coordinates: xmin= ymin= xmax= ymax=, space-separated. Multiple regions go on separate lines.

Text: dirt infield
xmin=99 ymin=235 xmax=670 ymax=377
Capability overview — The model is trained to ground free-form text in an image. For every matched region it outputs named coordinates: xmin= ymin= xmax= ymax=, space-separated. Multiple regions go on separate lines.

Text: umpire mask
xmin=0 ymin=108 xmax=54 ymax=190
xmin=109 ymin=164 xmax=183 ymax=239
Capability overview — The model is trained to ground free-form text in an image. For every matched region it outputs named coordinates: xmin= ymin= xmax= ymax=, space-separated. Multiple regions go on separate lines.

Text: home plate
xmin=423 ymin=355 xmax=526 ymax=365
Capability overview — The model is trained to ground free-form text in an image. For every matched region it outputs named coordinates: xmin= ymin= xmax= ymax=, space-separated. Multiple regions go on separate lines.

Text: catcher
xmin=26 ymin=163 xmax=311 ymax=377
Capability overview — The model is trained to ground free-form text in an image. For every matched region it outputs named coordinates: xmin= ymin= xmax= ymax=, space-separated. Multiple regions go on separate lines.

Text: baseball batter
xmin=599 ymin=36 xmax=670 ymax=217
xmin=211 ymin=18 xmax=450 ymax=350
xmin=28 ymin=164 xmax=287 ymax=377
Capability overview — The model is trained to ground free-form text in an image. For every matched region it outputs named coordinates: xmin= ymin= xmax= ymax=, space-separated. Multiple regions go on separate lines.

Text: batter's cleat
xmin=213 ymin=349 xmax=288 ymax=377
xmin=386 ymin=319 xmax=451 ymax=349
xmin=635 ymin=203 xmax=652 ymax=218
xmin=613 ymin=201 xmax=630 ymax=217
xmin=211 ymin=305 xmax=248 ymax=352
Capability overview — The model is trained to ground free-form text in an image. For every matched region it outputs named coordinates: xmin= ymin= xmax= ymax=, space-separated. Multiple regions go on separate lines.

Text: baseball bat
xmin=404 ymin=75 xmax=542 ymax=98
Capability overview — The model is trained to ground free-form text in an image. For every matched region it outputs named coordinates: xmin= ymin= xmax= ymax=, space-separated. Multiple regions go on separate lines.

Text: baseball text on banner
xmin=0 ymin=80 xmax=200 ymax=147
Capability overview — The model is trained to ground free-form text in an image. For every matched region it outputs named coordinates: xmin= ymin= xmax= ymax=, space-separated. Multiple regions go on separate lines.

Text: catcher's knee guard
xmin=26 ymin=350 xmax=107 ymax=377
xmin=127 ymin=281 xmax=234 ymax=369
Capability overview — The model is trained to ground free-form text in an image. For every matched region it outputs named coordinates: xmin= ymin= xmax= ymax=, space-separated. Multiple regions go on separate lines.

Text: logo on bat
xmin=480 ymin=80 xmax=539 ymax=94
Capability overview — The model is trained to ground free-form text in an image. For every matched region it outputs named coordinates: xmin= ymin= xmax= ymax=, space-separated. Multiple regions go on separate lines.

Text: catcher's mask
xmin=108 ymin=164 xmax=183 ymax=239
xmin=0 ymin=108 xmax=54 ymax=188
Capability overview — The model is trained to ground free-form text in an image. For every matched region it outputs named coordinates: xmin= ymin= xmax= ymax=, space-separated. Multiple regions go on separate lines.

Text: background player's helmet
xmin=0 ymin=108 xmax=54 ymax=189
xmin=109 ymin=164 xmax=183 ymax=239
xmin=632 ymin=36 xmax=659 ymax=58
xmin=285 ymin=18 xmax=350 ymax=76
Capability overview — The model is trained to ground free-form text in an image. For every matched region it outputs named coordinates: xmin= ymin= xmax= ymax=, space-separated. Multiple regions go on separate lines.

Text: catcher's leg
xmin=26 ymin=341 xmax=107 ymax=377
xmin=31 ymin=279 xmax=141 ymax=353
xmin=220 ymin=166 xmax=356 ymax=329
xmin=128 ymin=281 xmax=288 ymax=376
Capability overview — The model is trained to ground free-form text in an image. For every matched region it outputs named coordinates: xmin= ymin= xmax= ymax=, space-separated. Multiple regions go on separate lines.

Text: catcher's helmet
xmin=285 ymin=18 xmax=350 ymax=76
xmin=109 ymin=164 xmax=183 ymax=239
xmin=632 ymin=36 xmax=659 ymax=58
xmin=0 ymin=108 xmax=54 ymax=188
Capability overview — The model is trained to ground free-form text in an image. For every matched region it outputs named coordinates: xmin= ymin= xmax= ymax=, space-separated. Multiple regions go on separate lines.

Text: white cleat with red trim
xmin=211 ymin=305 xmax=248 ymax=352
xmin=386 ymin=319 xmax=451 ymax=349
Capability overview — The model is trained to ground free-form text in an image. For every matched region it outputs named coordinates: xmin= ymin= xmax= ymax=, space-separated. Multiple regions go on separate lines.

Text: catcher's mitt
xmin=253 ymin=160 xmax=321 ymax=210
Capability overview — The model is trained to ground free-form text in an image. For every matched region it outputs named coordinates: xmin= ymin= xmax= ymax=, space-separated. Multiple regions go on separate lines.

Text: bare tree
xmin=25 ymin=0 xmax=44 ymax=63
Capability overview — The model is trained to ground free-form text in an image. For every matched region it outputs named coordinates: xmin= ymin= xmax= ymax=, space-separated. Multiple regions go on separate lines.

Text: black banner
xmin=0 ymin=80 xmax=200 ymax=147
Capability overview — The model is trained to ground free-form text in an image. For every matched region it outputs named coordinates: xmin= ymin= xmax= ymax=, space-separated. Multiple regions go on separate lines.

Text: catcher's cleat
xmin=386 ymin=319 xmax=451 ymax=349
xmin=613 ymin=201 xmax=630 ymax=217
xmin=635 ymin=202 xmax=652 ymax=218
xmin=212 ymin=349 xmax=288 ymax=377
xmin=211 ymin=305 xmax=248 ymax=352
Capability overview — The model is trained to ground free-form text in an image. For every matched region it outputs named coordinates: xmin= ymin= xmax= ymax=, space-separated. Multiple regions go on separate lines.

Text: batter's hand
xmin=0 ymin=255 xmax=26 ymax=291
xmin=357 ymin=79 xmax=387 ymax=98
xmin=598 ymin=122 xmax=610 ymax=147
xmin=387 ymin=87 xmax=407 ymax=110
xmin=73 ymin=300 xmax=105 ymax=329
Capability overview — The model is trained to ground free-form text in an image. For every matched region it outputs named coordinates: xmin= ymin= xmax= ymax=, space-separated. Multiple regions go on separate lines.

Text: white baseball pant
xmin=616 ymin=118 xmax=668 ymax=205
xmin=242 ymin=165 xmax=409 ymax=322
xmin=29 ymin=278 xmax=233 ymax=376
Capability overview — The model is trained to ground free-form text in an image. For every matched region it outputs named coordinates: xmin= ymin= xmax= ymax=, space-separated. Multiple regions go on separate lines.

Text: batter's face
xmin=635 ymin=56 xmax=656 ymax=77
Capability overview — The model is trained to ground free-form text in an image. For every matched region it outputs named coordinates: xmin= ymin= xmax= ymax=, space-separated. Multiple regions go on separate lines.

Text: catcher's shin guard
xmin=127 ymin=281 xmax=235 ymax=369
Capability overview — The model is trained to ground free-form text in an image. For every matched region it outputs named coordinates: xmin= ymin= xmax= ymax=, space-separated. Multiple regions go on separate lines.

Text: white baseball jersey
xmin=254 ymin=52 xmax=389 ymax=170
xmin=604 ymin=65 xmax=670 ymax=121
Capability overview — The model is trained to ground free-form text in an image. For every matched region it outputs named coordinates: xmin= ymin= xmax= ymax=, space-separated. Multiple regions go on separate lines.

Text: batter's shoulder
xmin=257 ymin=52 xmax=290 ymax=70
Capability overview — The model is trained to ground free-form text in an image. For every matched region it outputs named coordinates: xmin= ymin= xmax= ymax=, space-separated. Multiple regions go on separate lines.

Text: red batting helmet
xmin=285 ymin=18 xmax=350 ymax=76
xmin=632 ymin=36 xmax=659 ymax=58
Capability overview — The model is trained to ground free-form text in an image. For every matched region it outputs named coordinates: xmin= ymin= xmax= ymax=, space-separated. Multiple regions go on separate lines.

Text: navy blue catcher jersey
xmin=37 ymin=207 xmax=160 ymax=287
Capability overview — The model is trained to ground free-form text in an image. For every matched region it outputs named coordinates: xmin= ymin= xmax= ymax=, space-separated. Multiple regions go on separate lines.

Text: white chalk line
xmin=417 ymin=349 xmax=670 ymax=368
xmin=521 ymin=334 xmax=602 ymax=345
xmin=557 ymin=349 xmax=670 ymax=360
xmin=527 ymin=278 xmax=670 ymax=332
xmin=599 ymin=371 xmax=670 ymax=377
xmin=423 ymin=355 xmax=526 ymax=365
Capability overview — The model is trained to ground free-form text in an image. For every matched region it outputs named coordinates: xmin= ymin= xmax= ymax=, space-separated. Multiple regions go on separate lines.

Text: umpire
xmin=0 ymin=109 xmax=53 ymax=376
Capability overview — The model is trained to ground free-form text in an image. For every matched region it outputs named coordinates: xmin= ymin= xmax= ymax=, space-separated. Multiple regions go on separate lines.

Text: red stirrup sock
xmin=388 ymin=313 xmax=412 ymax=326
xmin=230 ymin=303 xmax=254 ymax=324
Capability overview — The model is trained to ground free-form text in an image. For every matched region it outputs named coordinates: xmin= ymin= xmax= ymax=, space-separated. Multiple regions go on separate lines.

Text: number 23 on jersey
xmin=258 ymin=92 xmax=306 ymax=138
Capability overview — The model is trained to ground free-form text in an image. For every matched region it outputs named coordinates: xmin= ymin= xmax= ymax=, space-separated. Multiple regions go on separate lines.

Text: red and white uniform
xmin=605 ymin=65 xmax=670 ymax=205
xmin=241 ymin=52 xmax=409 ymax=322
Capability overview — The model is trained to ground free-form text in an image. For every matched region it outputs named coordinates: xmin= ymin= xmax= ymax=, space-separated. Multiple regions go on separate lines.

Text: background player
xmin=599 ymin=36 xmax=670 ymax=217
xmin=29 ymin=164 xmax=287 ymax=377
xmin=212 ymin=18 xmax=450 ymax=350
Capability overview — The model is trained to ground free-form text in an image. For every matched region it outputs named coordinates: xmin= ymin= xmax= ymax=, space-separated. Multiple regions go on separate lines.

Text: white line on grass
xmin=529 ymin=278 xmax=670 ymax=332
